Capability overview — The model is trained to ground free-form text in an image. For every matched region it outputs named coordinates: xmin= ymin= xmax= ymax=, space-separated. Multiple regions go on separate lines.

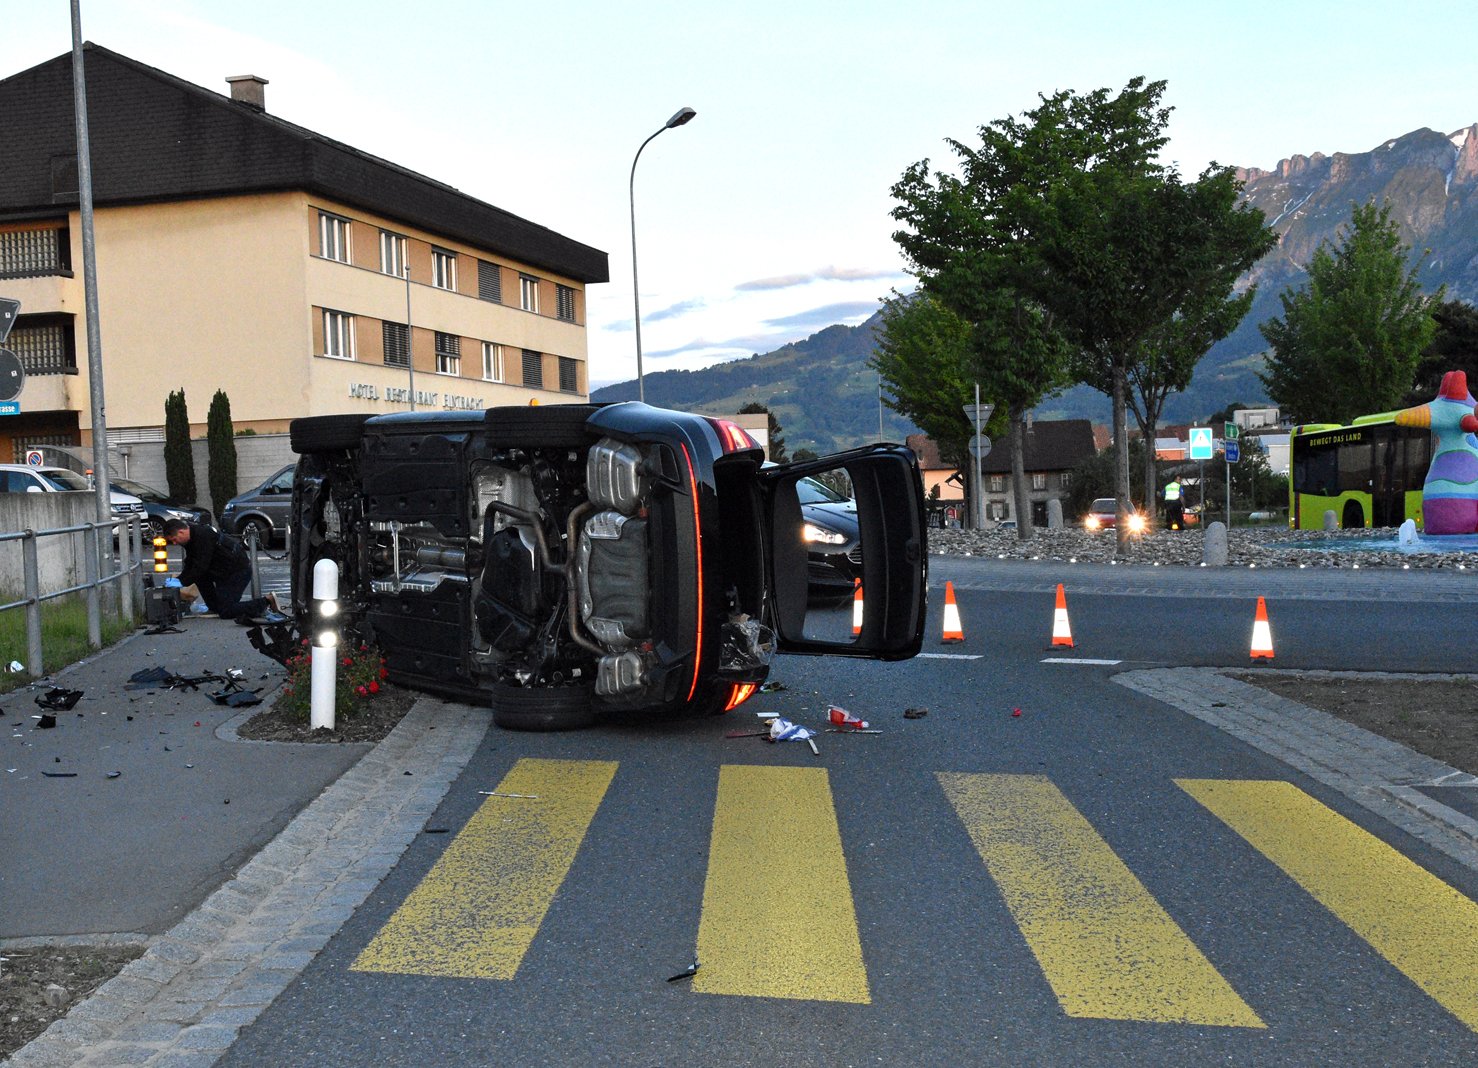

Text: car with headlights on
xmin=1082 ymin=497 xmax=1147 ymax=534
xmin=276 ymin=403 xmax=928 ymax=731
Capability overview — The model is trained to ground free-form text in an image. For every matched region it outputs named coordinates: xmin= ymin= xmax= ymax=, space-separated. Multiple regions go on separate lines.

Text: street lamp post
xmin=629 ymin=107 xmax=696 ymax=403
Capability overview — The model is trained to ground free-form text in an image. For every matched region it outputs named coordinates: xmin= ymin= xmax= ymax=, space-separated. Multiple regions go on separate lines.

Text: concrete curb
xmin=1114 ymin=667 xmax=1478 ymax=874
xmin=7 ymin=696 xmax=490 ymax=1068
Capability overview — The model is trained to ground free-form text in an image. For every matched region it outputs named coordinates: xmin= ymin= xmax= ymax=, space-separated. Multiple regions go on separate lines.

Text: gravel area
xmin=929 ymin=523 xmax=1478 ymax=570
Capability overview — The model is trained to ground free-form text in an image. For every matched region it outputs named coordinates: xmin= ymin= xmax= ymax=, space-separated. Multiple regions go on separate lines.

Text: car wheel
xmin=484 ymin=404 xmax=599 ymax=449
xmin=237 ymin=517 xmax=272 ymax=548
xmin=144 ymin=518 xmax=165 ymax=541
xmin=290 ymin=414 xmax=372 ymax=453
xmin=490 ymin=683 xmax=596 ymax=731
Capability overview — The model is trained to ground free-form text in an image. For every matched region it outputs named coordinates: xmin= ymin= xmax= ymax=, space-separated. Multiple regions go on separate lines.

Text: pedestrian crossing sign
xmin=1189 ymin=427 xmax=1213 ymax=460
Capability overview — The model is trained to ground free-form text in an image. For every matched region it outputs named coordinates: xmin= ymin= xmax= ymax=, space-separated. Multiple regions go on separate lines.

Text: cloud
xmin=645 ymin=298 xmax=707 ymax=323
xmin=763 ymin=301 xmax=880 ymax=330
xmin=735 ymin=265 xmax=904 ymax=292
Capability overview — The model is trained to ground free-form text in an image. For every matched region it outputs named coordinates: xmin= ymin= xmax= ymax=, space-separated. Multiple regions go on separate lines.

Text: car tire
xmin=490 ymin=683 xmax=597 ymax=731
xmin=290 ymin=414 xmax=372 ymax=453
xmin=484 ymin=404 xmax=599 ymax=449
xmin=144 ymin=518 xmax=165 ymax=541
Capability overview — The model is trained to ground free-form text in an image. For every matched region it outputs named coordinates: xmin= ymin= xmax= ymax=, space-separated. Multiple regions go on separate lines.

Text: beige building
xmin=0 ymin=45 xmax=608 ymax=464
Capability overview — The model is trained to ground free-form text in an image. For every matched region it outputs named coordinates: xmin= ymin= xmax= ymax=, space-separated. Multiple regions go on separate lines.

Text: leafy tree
xmin=738 ymin=401 xmax=788 ymax=462
xmin=791 ymin=447 xmax=819 ymax=463
xmin=1260 ymin=200 xmax=1441 ymax=424
xmin=1403 ymin=299 xmax=1478 ymax=404
xmin=892 ymin=77 xmax=1274 ymax=548
xmin=163 ymin=388 xmax=195 ymax=505
xmin=206 ymin=389 xmax=238 ymax=521
xmin=1122 ymin=167 xmax=1277 ymax=511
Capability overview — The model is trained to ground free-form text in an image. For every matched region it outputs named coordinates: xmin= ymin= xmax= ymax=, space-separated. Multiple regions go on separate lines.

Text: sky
xmin=11 ymin=1 xmax=1478 ymax=389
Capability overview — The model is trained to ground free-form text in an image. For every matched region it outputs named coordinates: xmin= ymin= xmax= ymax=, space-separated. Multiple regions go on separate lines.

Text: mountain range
xmin=595 ymin=124 xmax=1478 ymax=456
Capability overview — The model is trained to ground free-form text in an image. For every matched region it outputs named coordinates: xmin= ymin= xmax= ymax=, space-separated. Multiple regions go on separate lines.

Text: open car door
xmin=758 ymin=445 xmax=928 ymax=658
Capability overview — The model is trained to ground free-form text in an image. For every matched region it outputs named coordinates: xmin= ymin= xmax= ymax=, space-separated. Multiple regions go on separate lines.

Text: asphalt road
xmin=211 ymin=559 xmax=1478 ymax=1067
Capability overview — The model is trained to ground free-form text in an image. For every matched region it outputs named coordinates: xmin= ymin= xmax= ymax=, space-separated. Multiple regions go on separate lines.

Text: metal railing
xmin=0 ymin=515 xmax=143 ymax=678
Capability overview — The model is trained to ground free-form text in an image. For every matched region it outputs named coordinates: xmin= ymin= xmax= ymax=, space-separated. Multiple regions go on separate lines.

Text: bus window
xmin=1295 ymin=443 xmax=1338 ymax=497
xmin=1339 ymin=438 xmax=1373 ymax=493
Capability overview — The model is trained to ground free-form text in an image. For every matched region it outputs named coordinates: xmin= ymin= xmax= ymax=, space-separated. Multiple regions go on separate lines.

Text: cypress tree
xmin=206 ymin=389 xmax=238 ymax=519
xmin=163 ymin=389 xmax=196 ymax=504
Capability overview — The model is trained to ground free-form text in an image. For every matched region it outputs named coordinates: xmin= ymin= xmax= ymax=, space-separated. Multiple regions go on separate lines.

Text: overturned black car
xmin=285 ymin=403 xmax=927 ymax=730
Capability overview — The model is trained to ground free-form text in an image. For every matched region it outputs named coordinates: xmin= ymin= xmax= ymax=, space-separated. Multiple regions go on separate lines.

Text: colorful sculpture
xmin=1394 ymin=370 xmax=1478 ymax=534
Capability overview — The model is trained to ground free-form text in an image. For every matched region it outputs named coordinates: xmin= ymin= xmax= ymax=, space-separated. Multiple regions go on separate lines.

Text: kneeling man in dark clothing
xmin=163 ymin=518 xmax=274 ymax=621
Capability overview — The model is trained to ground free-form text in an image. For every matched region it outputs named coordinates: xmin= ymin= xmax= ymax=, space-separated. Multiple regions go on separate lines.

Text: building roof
xmin=907 ymin=419 xmax=1097 ymax=475
xmin=979 ymin=419 xmax=1096 ymax=474
xmin=0 ymin=45 xmax=608 ymax=284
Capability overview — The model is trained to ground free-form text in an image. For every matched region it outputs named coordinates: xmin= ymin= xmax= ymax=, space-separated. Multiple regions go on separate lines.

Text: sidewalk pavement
xmin=1 ymin=614 xmax=368 ymax=941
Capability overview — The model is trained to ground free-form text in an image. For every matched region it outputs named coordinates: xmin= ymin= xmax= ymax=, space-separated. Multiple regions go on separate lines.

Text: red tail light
xmin=707 ymin=419 xmax=759 ymax=453
xmin=723 ymin=683 xmax=758 ymax=711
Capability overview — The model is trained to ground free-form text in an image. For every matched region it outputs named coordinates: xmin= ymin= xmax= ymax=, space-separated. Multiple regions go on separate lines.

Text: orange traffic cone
xmin=941 ymin=581 xmax=964 ymax=643
xmin=851 ymin=578 xmax=864 ymax=636
xmin=1250 ymin=597 xmax=1274 ymax=659
xmin=1050 ymin=583 xmax=1074 ymax=648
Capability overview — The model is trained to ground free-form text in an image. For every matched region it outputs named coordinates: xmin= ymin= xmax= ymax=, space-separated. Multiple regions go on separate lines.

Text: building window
xmin=380 ymin=230 xmax=408 ymax=277
xmin=990 ymin=502 xmax=1005 ymax=520
xmin=520 ymin=274 xmax=539 ymax=313
xmin=989 ymin=475 xmax=1004 ymax=493
xmin=522 ymin=349 xmax=543 ymax=388
xmin=0 ymin=225 xmax=70 ymax=279
xmin=435 ymin=331 xmax=461 ymax=375
xmin=432 ymin=247 xmax=457 ymax=290
xmin=8 ymin=316 xmax=76 ymax=375
xmin=556 ymin=284 xmax=576 ymax=322
xmin=1031 ymin=472 xmax=1047 ymax=491
xmin=323 ymin=310 xmax=356 ymax=359
xmin=558 ymin=356 xmax=578 ymax=393
xmin=482 ymin=342 xmax=503 ymax=382
xmin=383 ymin=321 xmax=409 ymax=367
xmin=478 ymin=260 xmax=502 ymax=303
xmin=318 ymin=212 xmax=351 ymax=263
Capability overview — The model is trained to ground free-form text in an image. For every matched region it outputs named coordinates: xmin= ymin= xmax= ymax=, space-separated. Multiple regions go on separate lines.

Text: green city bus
xmin=1288 ymin=413 xmax=1432 ymax=530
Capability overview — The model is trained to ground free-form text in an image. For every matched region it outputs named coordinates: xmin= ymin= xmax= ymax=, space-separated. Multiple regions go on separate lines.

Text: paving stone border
xmin=6 ymin=697 xmax=488 ymax=1068
xmin=1116 ymin=667 xmax=1478 ymax=873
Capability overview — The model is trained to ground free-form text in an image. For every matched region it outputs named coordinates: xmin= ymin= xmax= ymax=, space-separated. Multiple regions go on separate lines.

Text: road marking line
xmin=1040 ymin=657 xmax=1122 ymax=665
xmin=939 ymin=772 xmax=1263 ymax=1027
xmin=918 ymin=652 xmax=983 ymax=660
xmin=1179 ymin=778 xmax=1478 ymax=1033
xmin=350 ymin=758 xmax=617 ymax=980
xmin=694 ymin=765 xmax=870 ymax=1003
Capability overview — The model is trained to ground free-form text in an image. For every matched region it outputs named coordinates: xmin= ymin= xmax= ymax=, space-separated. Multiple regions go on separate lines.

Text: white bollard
xmin=309 ymin=558 xmax=340 ymax=731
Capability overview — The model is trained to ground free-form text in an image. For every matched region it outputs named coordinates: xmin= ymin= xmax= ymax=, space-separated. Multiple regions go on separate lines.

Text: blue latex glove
xmin=164 ymin=577 xmax=181 ymax=588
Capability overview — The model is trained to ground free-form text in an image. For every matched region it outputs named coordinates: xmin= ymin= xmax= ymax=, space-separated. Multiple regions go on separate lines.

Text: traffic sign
xmin=0 ymin=298 xmax=18 ymax=344
xmin=967 ymin=435 xmax=992 ymax=459
xmin=0 ymin=348 xmax=23 ymax=402
xmin=962 ymin=402 xmax=995 ymax=431
xmin=1188 ymin=427 xmax=1214 ymax=461
xmin=1224 ymin=421 xmax=1240 ymax=440
xmin=1225 ymin=441 xmax=1240 ymax=464
xmin=25 ymin=449 xmax=43 ymax=466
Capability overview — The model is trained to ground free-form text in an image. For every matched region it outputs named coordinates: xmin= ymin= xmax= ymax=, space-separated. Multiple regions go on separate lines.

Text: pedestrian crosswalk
xmin=351 ymin=760 xmax=1478 ymax=1033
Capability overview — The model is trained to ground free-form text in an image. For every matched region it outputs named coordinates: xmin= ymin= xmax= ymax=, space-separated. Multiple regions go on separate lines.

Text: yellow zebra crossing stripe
xmin=1179 ymin=778 xmax=1478 ymax=1033
xmin=939 ymin=771 xmax=1264 ymax=1027
xmin=351 ymin=757 xmax=617 ymax=980
xmin=693 ymin=765 xmax=870 ymax=1003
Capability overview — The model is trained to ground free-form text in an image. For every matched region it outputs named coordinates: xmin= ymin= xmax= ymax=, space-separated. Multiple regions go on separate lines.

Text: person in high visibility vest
xmin=1163 ymin=479 xmax=1184 ymax=530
